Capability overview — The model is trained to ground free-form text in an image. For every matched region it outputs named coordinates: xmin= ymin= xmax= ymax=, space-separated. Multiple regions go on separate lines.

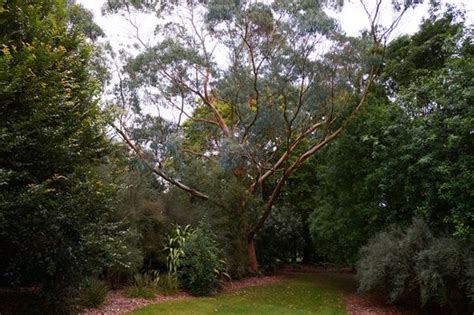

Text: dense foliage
xmin=308 ymin=96 xmax=407 ymax=265
xmin=178 ymin=222 xmax=227 ymax=296
xmin=357 ymin=218 xmax=473 ymax=312
xmin=307 ymin=10 xmax=473 ymax=265
xmin=0 ymin=0 xmax=139 ymax=310
xmin=0 ymin=0 xmax=472 ymax=312
xmin=255 ymin=204 xmax=308 ymax=271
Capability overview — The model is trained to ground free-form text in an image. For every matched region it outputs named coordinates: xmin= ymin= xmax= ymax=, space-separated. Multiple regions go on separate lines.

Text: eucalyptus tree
xmin=105 ymin=0 xmax=417 ymax=271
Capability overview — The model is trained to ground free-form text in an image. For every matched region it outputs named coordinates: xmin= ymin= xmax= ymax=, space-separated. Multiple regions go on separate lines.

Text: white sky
xmin=78 ymin=0 xmax=473 ymax=48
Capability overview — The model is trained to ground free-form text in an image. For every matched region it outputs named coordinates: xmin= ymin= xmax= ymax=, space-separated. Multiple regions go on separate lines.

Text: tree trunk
xmin=247 ymin=238 xmax=258 ymax=273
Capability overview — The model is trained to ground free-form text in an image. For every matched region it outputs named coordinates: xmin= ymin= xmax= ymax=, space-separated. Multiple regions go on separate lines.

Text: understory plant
xmin=178 ymin=222 xmax=229 ymax=296
xmin=357 ymin=218 xmax=473 ymax=312
xmin=125 ymin=271 xmax=161 ymax=299
xmin=158 ymin=273 xmax=180 ymax=295
xmin=165 ymin=225 xmax=192 ymax=275
xmin=79 ymin=278 xmax=108 ymax=308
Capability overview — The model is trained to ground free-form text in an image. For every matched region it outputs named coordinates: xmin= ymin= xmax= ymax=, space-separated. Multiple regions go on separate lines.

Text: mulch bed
xmin=345 ymin=292 xmax=419 ymax=315
xmin=81 ymin=291 xmax=192 ymax=315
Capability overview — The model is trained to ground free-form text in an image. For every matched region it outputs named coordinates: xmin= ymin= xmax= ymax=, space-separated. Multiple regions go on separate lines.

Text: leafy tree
xmin=308 ymin=92 xmax=408 ymax=265
xmin=381 ymin=8 xmax=473 ymax=236
xmin=0 ymin=0 xmax=139 ymax=309
xmin=308 ymin=8 xmax=473 ymax=264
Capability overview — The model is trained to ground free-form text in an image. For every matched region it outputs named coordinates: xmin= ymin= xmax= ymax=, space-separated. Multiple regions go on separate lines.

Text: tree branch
xmin=112 ymin=123 xmax=209 ymax=200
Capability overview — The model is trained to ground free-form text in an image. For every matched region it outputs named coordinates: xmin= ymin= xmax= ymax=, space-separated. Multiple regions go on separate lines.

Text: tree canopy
xmin=103 ymin=0 xmax=396 ymax=271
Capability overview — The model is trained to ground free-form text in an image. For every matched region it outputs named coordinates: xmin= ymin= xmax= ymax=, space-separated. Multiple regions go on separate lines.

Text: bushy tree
xmin=0 ymin=0 xmax=139 ymax=309
xmin=308 ymin=95 xmax=408 ymax=265
xmin=381 ymin=8 xmax=473 ymax=236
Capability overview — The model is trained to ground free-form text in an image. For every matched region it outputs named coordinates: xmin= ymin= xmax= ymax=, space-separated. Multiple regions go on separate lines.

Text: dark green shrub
xmin=256 ymin=205 xmax=306 ymax=272
xmin=357 ymin=218 xmax=472 ymax=311
xmin=79 ymin=278 xmax=108 ymax=308
xmin=178 ymin=222 xmax=227 ymax=296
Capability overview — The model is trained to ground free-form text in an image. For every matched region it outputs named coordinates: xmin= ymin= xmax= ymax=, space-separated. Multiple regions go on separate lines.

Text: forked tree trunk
xmin=247 ymin=238 xmax=258 ymax=273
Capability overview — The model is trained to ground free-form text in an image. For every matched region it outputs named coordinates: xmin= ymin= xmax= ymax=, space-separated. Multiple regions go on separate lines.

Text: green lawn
xmin=132 ymin=273 xmax=355 ymax=315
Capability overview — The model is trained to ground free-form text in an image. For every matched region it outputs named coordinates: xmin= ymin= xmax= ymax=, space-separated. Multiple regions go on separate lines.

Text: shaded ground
xmin=1 ymin=271 xmax=421 ymax=314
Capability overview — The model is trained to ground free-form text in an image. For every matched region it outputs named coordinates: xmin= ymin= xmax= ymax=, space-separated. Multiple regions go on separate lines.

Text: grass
xmin=132 ymin=273 xmax=355 ymax=315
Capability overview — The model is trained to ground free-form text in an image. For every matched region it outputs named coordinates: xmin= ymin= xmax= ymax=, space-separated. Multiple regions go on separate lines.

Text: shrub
xmin=178 ymin=222 xmax=228 ymax=296
xmin=158 ymin=273 xmax=179 ymax=295
xmin=357 ymin=218 xmax=472 ymax=312
xmin=165 ymin=225 xmax=192 ymax=275
xmin=79 ymin=278 xmax=108 ymax=308
xmin=125 ymin=271 xmax=160 ymax=299
xmin=416 ymin=237 xmax=466 ymax=307
xmin=256 ymin=205 xmax=306 ymax=272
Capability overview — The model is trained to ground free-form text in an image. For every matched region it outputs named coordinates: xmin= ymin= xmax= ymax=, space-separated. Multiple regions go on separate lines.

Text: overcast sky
xmin=78 ymin=0 xmax=473 ymax=48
